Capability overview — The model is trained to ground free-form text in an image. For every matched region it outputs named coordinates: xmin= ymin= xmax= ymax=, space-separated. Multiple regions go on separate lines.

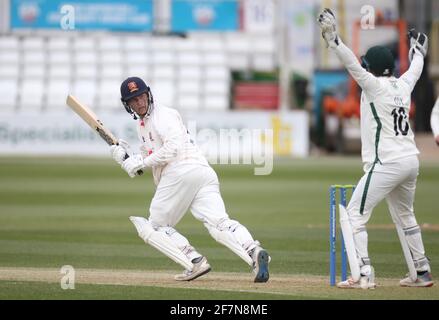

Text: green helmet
xmin=360 ymin=45 xmax=395 ymax=76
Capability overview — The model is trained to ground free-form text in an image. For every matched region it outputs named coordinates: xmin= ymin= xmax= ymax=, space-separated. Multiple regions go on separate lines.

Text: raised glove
xmin=110 ymin=139 xmax=131 ymax=165
xmin=121 ymin=154 xmax=145 ymax=178
xmin=317 ymin=8 xmax=339 ymax=48
xmin=408 ymin=28 xmax=428 ymax=62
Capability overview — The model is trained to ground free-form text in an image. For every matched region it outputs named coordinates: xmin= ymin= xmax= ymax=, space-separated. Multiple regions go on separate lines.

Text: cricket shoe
xmin=251 ymin=246 xmax=270 ymax=283
xmin=337 ymin=269 xmax=376 ymax=289
xmin=400 ymin=271 xmax=434 ymax=287
xmin=174 ymin=256 xmax=211 ymax=281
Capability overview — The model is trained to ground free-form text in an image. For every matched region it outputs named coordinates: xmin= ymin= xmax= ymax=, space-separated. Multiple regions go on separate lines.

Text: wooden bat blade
xmin=66 ymin=94 xmax=143 ymax=176
xmin=66 ymin=94 xmax=118 ymax=146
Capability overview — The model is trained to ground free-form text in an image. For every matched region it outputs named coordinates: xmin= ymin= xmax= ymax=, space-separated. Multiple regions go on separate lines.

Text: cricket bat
xmin=66 ymin=94 xmax=143 ymax=176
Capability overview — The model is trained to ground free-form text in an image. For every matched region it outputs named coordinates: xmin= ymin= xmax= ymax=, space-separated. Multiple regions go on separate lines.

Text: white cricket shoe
xmin=174 ymin=256 xmax=211 ymax=281
xmin=400 ymin=271 xmax=434 ymax=287
xmin=337 ymin=271 xmax=376 ymax=289
xmin=251 ymin=247 xmax=270 ymax=283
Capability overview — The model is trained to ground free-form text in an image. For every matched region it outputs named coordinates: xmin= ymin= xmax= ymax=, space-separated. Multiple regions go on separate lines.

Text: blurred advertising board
xmin=285 ymin=0 xmax=315 ymax=78
xmin=0 ymin=110 xmax=309 ymax=158
xmin=10 ymin=0 xmax=153 ymax=31
xmin=171 ymin=0 xmax=238 ymax=32
xmin=242 ymin=0 xmax=274 ymax=33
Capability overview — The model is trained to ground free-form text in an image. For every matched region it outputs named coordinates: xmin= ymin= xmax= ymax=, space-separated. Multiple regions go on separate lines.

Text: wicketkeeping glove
xmin=317 ymin=8 xmax=339 ymax=48
xmin=408 ymin=28 xmax=428 ymax=62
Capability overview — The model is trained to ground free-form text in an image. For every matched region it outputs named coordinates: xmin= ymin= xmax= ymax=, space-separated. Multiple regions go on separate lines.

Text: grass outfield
xmin=0 ymin=156 xmax=438 ymax=300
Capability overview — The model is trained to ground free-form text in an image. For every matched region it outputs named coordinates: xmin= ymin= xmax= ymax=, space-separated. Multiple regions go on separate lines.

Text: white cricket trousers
xmin=149 ymin=163 xmax=228 ymax=227
xmin=347 ymin=155 xmax=430 ymax=272
xmin=147 ymin=163 xmax=258 ymax=264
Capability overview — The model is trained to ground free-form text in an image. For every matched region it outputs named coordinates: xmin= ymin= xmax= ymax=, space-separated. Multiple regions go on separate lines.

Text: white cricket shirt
xmin=333 ymin=41 xmax=422 ymax=165
xmin=137 ymin=105 xmax=209 ymax=185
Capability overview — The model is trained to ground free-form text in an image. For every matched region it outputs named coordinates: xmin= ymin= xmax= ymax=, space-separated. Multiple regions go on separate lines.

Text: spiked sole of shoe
xmin=254 ymin=250 xmax=269 ymax=283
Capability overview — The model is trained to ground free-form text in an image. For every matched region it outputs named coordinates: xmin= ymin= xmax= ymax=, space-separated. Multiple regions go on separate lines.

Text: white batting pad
xmin=206 ymin=224 xmax=253 ymax=266
xmin=339 ymin=205 xmax=361 ymax=282
xmin=394 ymin=223 xmax=417 ymax=281
xmin=129 ymin=216 xmax=193 ymax=270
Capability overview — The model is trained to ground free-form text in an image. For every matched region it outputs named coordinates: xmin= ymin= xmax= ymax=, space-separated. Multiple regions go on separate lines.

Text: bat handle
xmin=123 ymin=153 xmax=144 ymax=176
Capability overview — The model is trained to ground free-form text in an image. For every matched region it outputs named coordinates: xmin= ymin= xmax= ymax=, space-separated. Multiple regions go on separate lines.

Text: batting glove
xmin=110 ymin=139 xmax=131 ymax=165
xmin=408 ymin=28 xmax=428 ymax=62
xmin=118 ymin=139 xmax=131 ymax=153
xmin=121 ymin=154 xmax=145 ymax=178
xmin=317 ymin=8 xmax=339 ymax=48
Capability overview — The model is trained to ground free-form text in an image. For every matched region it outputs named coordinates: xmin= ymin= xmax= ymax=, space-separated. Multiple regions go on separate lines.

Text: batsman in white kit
xmin=109 ymin=77 xmax=270 ymax=282
xmin=318 ymin=9 xmax=433 ymax=288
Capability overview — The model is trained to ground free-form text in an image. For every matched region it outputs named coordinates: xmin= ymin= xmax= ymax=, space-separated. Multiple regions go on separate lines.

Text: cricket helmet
xmin=360 ymin=45 xmax=395 ymax=77
xmin=120 ymin=77 xmax=154 ymax=119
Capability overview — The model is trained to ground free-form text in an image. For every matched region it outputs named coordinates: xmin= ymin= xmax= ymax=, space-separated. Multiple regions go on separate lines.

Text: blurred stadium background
xmin=0 ymin=0 xmax=438 ymax=300
xmin=0 ymin=0 xmax=438 ymax=156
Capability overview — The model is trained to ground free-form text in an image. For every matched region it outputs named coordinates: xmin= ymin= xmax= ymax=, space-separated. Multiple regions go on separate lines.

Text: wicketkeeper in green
xmin=318 ymin=8 xmax=433 ymax=288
